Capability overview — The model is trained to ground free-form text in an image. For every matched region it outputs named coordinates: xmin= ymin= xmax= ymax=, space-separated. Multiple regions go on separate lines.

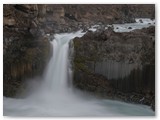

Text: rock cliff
xmin=73 ymin=26 xmax=155 ymax=110
xmin=3 ymin=4 xmax=52 ymax=97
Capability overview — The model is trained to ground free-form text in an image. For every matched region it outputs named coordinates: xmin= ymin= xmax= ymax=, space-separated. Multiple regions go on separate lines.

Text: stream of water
xmin=3 ymin=19 xmax=155 ymax=117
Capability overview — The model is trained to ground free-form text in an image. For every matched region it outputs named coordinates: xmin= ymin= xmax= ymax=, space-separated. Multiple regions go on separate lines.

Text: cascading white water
xmin=43 ymin=32 xmax=77 ymax=94
xmin=4 ymin=28 xmax=155 ymax=116
xmin=31 ymin=30 xmax=86 ymax=102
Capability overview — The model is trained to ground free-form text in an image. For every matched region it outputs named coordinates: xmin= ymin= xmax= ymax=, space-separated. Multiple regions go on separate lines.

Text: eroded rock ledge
xmin=73 ymin=26 xmax=155 ymax=110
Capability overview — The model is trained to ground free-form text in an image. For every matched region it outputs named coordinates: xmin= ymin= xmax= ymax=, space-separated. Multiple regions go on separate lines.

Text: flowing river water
xmin=3 ymin=19 xmax=155 ymax=117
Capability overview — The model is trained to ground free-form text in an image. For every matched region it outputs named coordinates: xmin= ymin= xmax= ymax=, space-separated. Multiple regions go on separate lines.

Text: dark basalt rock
xmin=128 ymin=27 xmax=132 ymax=29
xmin=139 ymin=19 xmax=143 ymax=23
xmin=3 ymin=5 xmax=52 ymax=97
xmin=73 ymin=26 xmax=155 ymax=110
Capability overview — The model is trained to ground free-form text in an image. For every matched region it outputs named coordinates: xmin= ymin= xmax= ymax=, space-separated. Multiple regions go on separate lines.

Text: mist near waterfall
xmin=3 ymin=29 xmax=154 ymax=116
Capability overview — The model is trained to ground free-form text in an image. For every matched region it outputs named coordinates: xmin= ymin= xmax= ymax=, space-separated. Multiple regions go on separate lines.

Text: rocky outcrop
xmin=3 ymin=4 xmax=52 ymax=97
xmin=73 ymin=26 xmax=155 ymax=110
xmin=63 ymin=4 xmax=155 ymax=24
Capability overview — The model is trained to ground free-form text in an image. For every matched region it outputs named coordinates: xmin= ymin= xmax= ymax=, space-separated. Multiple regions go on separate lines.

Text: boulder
xmin=128 ymin=27 xmax=132 ymax=29
xmin=139 ymin=19 xmax=143 ymax=23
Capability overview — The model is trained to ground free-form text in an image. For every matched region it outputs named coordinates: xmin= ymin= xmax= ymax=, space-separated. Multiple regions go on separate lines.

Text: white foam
xmin=113 ymin=18 xmax=155 ymax=32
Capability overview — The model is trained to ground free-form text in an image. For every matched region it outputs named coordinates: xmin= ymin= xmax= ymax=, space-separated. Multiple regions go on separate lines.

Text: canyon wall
xmin=3 ymin=4 xmax=52 ymax=97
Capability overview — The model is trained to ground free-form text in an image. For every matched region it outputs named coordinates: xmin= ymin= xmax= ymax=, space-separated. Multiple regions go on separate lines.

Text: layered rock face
xmin=3 ymin=4 xmax=52 ymax=97
xmin=73 ymin=26 xmax=155 ymax=109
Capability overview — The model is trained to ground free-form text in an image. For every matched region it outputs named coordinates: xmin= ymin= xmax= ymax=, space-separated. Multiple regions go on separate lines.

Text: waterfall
xmin=3 ymin=29 xmax=154 ymax=117
xmin=44 ymin=31 xmax=85 ymax=91
xmin=33 ymin=30 xmax=86 ymax=100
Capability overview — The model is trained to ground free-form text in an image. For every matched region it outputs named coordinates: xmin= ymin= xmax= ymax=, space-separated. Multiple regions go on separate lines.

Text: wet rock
xmin=139 ymin=19 xmax=143 ymax=23
xmin=128 ymin=27 xmax=132 ymax=29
